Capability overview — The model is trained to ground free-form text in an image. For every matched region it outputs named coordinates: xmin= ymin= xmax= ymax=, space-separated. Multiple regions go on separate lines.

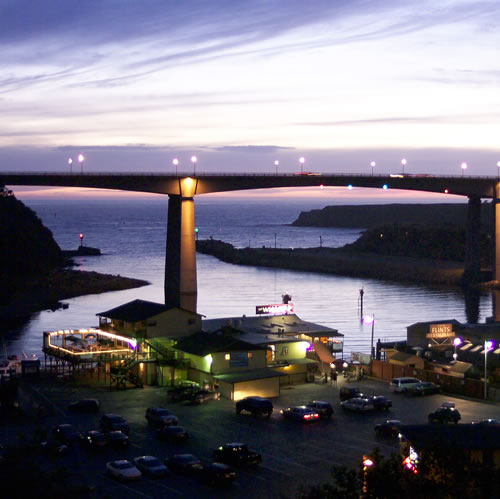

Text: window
xmin=247 ymin=352 xmax=253 ymax=359
xmin=225 ymin=353 xmax=230 ymax=361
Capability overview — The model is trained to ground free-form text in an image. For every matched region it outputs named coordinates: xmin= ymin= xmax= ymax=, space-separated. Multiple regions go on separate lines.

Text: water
xmin=4 ymin=195 xmax=493 ymax=359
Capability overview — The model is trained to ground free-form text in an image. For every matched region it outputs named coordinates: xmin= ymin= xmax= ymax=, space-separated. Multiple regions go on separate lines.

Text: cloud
xmin=213 ymin=145 xmax=294 ymax=154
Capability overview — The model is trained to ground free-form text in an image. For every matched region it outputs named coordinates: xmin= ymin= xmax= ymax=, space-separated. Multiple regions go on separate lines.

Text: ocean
xmin=4 ymin=195 xmax=493 ymax=360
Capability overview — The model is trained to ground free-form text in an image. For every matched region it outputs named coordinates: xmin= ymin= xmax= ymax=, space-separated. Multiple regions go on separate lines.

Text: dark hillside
xmin=292 ymin=203 xmax=493 ymax=229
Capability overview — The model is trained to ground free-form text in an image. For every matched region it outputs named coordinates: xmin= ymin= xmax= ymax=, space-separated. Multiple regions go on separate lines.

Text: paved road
xmin=2 ymin=374 xmax=499 ymax=498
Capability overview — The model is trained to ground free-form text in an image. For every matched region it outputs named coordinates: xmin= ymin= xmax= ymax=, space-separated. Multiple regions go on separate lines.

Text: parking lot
xmin=3 ymin=374 xmax=499 ymax=498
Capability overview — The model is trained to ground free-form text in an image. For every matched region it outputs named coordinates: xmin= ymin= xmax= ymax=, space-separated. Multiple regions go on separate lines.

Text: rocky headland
xmin=0 ymin=186 xmax=148 ymax=321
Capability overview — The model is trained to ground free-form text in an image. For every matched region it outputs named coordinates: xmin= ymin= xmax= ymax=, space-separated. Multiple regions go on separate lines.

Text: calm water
xmin=4 ymin=195 xmax=493 ymax=359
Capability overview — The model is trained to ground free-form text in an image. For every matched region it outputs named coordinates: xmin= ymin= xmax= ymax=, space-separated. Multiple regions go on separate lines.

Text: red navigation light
xmin=444 ymin=189 xmax=449 ymax=194
xmin=79 ymin=233 xmax=83 ymax=240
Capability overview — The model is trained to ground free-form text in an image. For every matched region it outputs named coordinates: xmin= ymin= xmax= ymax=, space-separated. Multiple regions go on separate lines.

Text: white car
xmin=133 ymin=455 xmax=169 ymax=477
xmin=106 ymin=460 xmax=142 ymax=481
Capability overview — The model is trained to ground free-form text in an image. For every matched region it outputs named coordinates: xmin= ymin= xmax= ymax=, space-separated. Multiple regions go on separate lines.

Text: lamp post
xmin=401 ymin=158 xmax=407 ymax=175
xmin=274 ymin=160 xmax=279 ymax=174
xmin=370 ymin=161 xmax=376 ymax=176
xmin=484 ymin=340 xmax=494 ymax=400
xmin=78 ymin=154 xmax=85 ymax=174
xmin=173 ymin=158 xmax=179 ymax=176
xmin=68 ymin=157 xmax=73 ymax=174
xmin=79 ymin=233 xmax=84 ymax=248
xmin=497 ymin=161 xmax=500 ymax=179
xmin=453 ymin=337 xmax=462 ymax=361
xmin=191 ymin=155 xmax=197 ymax=175
xmin=299 ymin=156 xmax=305 ymax=174
xmin=364 ymin=315 xmax=375 ymax=359
xmin=461 ymin=162 xmax=467 ymax=177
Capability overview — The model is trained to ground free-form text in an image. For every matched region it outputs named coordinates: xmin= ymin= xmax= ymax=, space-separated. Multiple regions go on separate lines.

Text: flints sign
xmin=426 ymin=323 xmax=454 ymax=339
xmin=256 ymin=303 xmax=294 ymax=315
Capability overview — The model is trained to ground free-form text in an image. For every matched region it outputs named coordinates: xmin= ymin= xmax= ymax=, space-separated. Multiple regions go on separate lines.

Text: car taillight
xmin=303 ymin=414 xmax=311 ymax=420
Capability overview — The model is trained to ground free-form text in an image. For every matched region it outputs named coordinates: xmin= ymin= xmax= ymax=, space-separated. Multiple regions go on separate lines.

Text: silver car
xmin=340 ymin=397 xmax=375 ymax=413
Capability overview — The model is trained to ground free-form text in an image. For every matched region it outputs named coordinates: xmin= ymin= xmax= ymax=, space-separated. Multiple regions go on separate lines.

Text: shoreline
xmin=1 ymin=268 xmax=149 ymax=322
xmin=196 ymin=239 xmax=473 ymax=287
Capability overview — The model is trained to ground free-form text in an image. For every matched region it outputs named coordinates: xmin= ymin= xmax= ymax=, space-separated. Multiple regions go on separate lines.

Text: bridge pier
xmin=463 ymin=196 xmax=482 ymax=284
xmin=164 ymin=178 xmax=198 ymax=313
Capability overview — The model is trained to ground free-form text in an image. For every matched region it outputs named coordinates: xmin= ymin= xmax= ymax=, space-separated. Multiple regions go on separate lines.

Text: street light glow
xmin=191 ymin=155 xmax=197 ymax=174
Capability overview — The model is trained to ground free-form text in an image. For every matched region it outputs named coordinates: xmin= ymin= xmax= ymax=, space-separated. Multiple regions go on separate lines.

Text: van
xmin=389 ymin=377 xmax=421 ymax=393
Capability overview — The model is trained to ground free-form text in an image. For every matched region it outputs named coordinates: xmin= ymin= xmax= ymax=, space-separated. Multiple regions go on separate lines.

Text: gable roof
xmin=174 ymin=331 xmax=267 ymax=357
xmin=96 ymin=299 xmax=202 ymax=322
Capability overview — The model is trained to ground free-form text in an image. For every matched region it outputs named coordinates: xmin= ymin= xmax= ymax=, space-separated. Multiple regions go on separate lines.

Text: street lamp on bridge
xmin=484 ymin=340 xmax=495 ymax=400
xmin=274 ymin=160 xmax=279 ymax=174
xmin=78 ymin=154 xmax=85 ymax=174
xmin=191 ymin=156 xmax=197 ymax=175
xmin=68 ymin=157 xmax=73 ymax=174
xmin=461 ymin=162 xmax=467 ymax=177
xmin=299 ymin=156 xmax=305 ymax=174
xmin=401 ymin=158 xmax=407 ymax=174
xmin=370 ymin=161 xmax=376 ymax=176
xmin=173 ymin=158 xmax=179 ymax=176
xmin=497 ymin=161 xmax=500 ymax=179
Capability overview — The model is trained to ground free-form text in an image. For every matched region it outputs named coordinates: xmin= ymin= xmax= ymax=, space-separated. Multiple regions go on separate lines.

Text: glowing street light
xmin=461 ymin=162 xmax=467 ymax=177
xmin=364 ymin=314 xmax=375 ymax=360
xmin=497 ymin=161 xmax=500 ymax=179
xmin=68 ymin=157 xmax=73 ymax=174
xmin=453 ymin=337 xmax=462 ymax=361
xmin=299 ymin=156 xmax=305 ymax=174
xmin=401 ymin=158 xmax=407 ymax=174
xmin=484 ymin=340 xmax=495 ymax=400
xmin=191 ymin=155 xmax=197 ymax=175
xmin=370 ymin=161 xmax=376 ymax=176
xmin=78 ymin=154 xmax=85 ymax=174
xmin=79 ymin=233 xmax=84 ymax=247
xmin=172 ymin=158 xmax=179 ymax=176
xmin=274 ymin=160 xmax=279 ymax=174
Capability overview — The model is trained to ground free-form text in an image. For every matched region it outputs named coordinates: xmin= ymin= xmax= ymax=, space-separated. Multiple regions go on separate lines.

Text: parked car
xmin=374 ymin=420 xmax=402 ymax=438
xmin=200 ymin=462 xmax=235 ymax=487
xmin=306 ymin=400 xmax=334 ymax=419
xmin=81 ymin=430 xmax=108 ymax=451
xmin=40 ymin=438 xmax=68 ymax=456
xmin=428 ymin=407 xmax=461 ymax=424
xmin=281 ymin=406 xmax=320 ymax=422
xmin=106 ymin=460 xmax=142 ymax=481
xmin=105 ymin=430 xmax=129 ymax=448
xmin=389 ymin=377 xmax=421 ymax=393
xmin=370 ymin=396 xmax=392 ymax=411
xmin=187 ymin=389 xmax=220 ymax=404
xmin=133 ymin=455 xmax=169 ymax=477
xmin=167 ymin=383 xmax=199 ymax=402
xmin=52 ymin=424 xmax=82 ymax=444
xmin=409 ymin=382 xmax=440 ymax=396
xmin=165 ymin=454 xmax=203 ymax=474
xmin=235 ymin=396 xmax=273 ymax=418
xmin=68 ymin=398 xmax=100 ymax=412
xmin=213 ymin=443 xmax=262 ymax=466
xmin=145 ymin=407 xmax=178 ymax=427
xmin=339 ymin=387 xmax=363 ymax=401
xmin=101 ymin=413 xmax=130 ymax=434
xmin=472 ymin=418 xmax=500 ymax=426
xmin=340 ymin=397 xmax=375 ymax=413
xmin=156 ymin=425 xmax=189 ymax=442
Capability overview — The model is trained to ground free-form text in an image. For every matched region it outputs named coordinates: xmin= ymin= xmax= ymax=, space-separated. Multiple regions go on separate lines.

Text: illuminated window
xmin=247 ymin=352 xmax=253 ymax=359
xmin=225 ymin=353 xmax=230 ymax=361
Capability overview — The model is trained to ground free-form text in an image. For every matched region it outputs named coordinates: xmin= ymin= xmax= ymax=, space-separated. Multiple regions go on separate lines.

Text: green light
xmin=195 ymin=228 xmax=199 ymax=233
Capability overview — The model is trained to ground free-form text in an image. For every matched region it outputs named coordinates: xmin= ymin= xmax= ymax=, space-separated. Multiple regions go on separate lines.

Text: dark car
xmin=213 ymin=443 xmax=261 ymax=467
xmin=409 ymin=382 xmax=440 ymax=396
xmin=167 ymin=383 xmax=199 ymax=403
xmin=133 ymin=455 xmax=169 ymax=477
xmin=374 ymin=420 xmax=402 ymax=438
xmin=339 ymin=387 xmax=364 ymax=401
xmin=236 ymin=396 xmax=273 ymax=418
xmin=165 ymin=454 xmax=203 ymax=474
xmin=187 ymin=389 xmax=220 ymax=404
xmin=40 ymin=438 xmax=68 ymax=456
xmin=370 ymin=396 xmax=392 ymax=411
xmin=281 ymin=406 xmax=320 ymax=422
xmin=145 ymin=407 xmax=178 ymax=427
xmin=101 ymin=413 xmax=130 ymax=434
xmin=306 ymin=400 xmax=334 ymax=418
xmin=472 ymin=418 xmax=500 ymax=426
xmin=428 ymin=407 xmax=461 ymax=424
xmin=156 ymin=425 xmax=189 ymax=442
xmin=200 ymin=462 xmax=235 ymax=487
xmin=340 ymin=397 xmax=375 ymax=413
xmin=82 ymin=430 xmax=108 ymax=451
xmin=52 ymin=424 xmax=82 ymax=444
xmin=106 ymin=430 xmax=129 ymax=448
xmin=68 ymin=398 xmax=100 ymax=412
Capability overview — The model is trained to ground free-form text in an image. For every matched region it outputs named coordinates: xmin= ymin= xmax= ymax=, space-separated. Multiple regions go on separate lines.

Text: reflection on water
xmin=3 ymin=197 xmax=494 ymax=359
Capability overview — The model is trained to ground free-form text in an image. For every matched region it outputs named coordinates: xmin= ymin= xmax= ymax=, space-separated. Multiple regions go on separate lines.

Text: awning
xmin=312 ymin=341 xmax=335 ymax=364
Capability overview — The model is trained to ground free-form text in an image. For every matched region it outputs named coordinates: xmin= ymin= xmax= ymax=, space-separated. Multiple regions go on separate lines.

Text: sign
xmin=351 ymin=352 xmax=371 ymax=365
xmin=426 ymin=323 xmax=454 ymax=339
xmin=229 ymin=352 xmax=248 ymax=367
xmin=256 ymin=303 xmax=294 ymax=315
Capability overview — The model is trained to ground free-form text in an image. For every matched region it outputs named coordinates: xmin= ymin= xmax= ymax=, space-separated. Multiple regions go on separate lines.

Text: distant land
xmin=291 ymin=203 xmax=493 ymax=229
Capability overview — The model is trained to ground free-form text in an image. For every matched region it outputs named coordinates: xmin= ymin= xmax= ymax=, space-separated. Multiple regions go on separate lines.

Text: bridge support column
xmin=493 ymin=184 xmax=500 ymax=321
xmin=463 ymin=196 xmax=482 ymax=284
xmin=165 ymin=181 xmax=197 ymax=313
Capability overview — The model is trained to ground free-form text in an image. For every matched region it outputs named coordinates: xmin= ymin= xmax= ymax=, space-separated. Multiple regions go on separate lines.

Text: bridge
xmin=2 ymin=171 xmax=500 ymax=318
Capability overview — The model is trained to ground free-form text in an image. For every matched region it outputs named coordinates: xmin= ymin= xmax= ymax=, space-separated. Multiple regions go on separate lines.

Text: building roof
xmin=449 ymin=360 xmax=473 ymax=374
xmin=400 ymin=424 xmax=500 ymax=451
xmin=388 ymin=351 xmax=422 ymax=365
xmin=173 ymin=331 xmax=267 ymax=357
xmin=97 ymin=299 xmax=202 ymax=322
xmin=203 ymin=313 xmax=342 ymax=337
xmin=313 ymin=341 xmax=336 ymax=364
xmin=213 ymin=368 xmax=286 ymax=384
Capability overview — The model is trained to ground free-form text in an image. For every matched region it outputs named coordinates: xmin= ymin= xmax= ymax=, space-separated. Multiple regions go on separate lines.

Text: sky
xmin=1 ymin=0 xmax=500 ymax=200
